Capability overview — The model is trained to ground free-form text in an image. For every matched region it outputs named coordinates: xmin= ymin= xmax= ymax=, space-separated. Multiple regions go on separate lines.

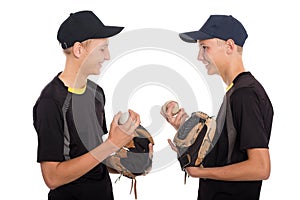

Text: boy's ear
xmin=72 ymin=42 xmax=83 ymax=58
xmin=226 ymin=39 xmax=235 ymax=54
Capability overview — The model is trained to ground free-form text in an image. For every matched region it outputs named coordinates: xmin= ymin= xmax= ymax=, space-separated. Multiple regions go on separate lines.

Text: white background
xmin=0 ymin=0 xmax=299 ymax=199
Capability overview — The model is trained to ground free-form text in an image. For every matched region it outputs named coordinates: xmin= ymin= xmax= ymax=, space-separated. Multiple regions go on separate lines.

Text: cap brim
xmin=179 ymin=30 xmax=213 ymax=43
xmin=93 ymin=26 xmax=124 ymax=39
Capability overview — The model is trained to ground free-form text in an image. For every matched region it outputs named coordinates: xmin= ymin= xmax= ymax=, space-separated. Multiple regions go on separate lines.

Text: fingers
xmin=128 ymin=109 xmax=141 ymax=123
xmin=170 ymin=108 xmax=189 ymax=130
xmin=167 ymin=139 xmax=178 ymax=153
xmin=174 ymin=108 xmax=189 ymax=127
xmin=160 ymin=101 xmax=178 ymax=120
xmin=126 ymin=119 xmax=140 ymax=134
xmin=185 ymin=167 xmax=201 ymax=178
xmin=108 ymin=110 xmax=141 ymax=149
xmin=118 ymin=109 xmax=141 ymax=135
xmin=165 ymin=102 xmax=177 ymax=120
xmin=160 ymin=101 xmax=189 ymax=131
xmin=165 ymin=102 xmax=175 ymax=116
xmin=120 ymin=116 xmax=133 ymax=132
xmin=112 ymin=111 xmax=122 ymax=124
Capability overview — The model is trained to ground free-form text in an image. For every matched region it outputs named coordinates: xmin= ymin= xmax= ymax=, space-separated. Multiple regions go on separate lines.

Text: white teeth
xmin=202 ymin=61 xmax=209 ymax=66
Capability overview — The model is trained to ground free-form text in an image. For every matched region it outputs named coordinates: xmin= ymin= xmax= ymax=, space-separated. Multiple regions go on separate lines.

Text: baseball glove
xmin=105 ymin=125 xmax=154 ymax=199
xmin=173 ymin=111 xmax=217 ymax=172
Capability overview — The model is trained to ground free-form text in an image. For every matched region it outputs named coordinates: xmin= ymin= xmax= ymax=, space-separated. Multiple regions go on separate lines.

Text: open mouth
xmin=203 ymin=62 xmax=209 ymax=67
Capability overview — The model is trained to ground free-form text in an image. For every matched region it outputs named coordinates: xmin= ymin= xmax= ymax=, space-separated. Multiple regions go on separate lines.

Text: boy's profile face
xmin=197 ymin=39 xmax=225 ymax=76
xmin=80 ymin=38 xmax=110 ymax=75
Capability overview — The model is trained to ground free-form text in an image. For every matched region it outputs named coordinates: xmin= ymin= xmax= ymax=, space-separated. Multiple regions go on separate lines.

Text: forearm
xmin=41 ymin=140 xmax=118 ymax=189
xmin=186 ymin=148 xmax=270 ymax=181
xmin=195 ymin=160 xmax=269 ymax=181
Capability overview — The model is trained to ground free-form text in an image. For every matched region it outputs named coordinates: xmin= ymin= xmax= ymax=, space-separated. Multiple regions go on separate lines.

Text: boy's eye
xmin=199 ymin=45 xmax=207 ymax=51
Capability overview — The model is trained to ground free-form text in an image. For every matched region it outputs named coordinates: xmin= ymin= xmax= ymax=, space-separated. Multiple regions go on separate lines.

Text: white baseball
xmin=162 ymin=100 xmax=180 ymax=116
xmin=118 ymin=111 xmax=130 ymax=125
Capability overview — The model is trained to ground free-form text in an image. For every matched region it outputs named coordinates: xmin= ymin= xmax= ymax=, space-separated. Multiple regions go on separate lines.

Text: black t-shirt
xmin=199 ymin=72 xmax=274 ymax=200
xmin=33 ymin=73 xmax=113 ymax=199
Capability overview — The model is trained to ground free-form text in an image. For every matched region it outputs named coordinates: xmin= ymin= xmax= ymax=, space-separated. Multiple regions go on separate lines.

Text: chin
xmin=207 ymin=70 xmax=218 ymax=75
xmin=94 ymin=70 xmax=101 ymax=75
xmin=206 ymin=67 xmax=212 ymax=75
xmin=88 ymin=70 xmax=100 ymax=76
xmin=93 ymin=66 xmax=102 ymax=75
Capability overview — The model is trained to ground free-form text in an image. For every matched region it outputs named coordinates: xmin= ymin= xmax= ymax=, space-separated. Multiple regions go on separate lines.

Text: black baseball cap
xmin=179 ymin=15 xmax=248 ymax=47
xmin=57 ymin=10 xmax=124 ymax=49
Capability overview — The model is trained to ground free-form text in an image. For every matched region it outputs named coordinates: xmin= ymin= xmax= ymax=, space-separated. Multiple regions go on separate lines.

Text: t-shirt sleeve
xmin=33 ymin=98 xmax=65 ymax=162
xmin=231 ymin=88 xmax=269 ymax=150
xmin=96 ymin=85 xmax=108 ymax=134
xmin=102 ymin=111 xmax=108 ymax=134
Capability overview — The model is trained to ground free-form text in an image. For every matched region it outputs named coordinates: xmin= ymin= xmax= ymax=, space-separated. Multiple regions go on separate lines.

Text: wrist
xmin=89 ymin=140 xmax=119 ymax=162
xmin=104 ymin=139 xmax=120 ymax=152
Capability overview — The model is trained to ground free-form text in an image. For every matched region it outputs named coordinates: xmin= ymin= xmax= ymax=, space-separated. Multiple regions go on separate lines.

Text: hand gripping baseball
xmin=89 ymin=110 xmax=140 ymax=162
xmin=108 ymin=110 xmax=140 ymax=149
xmin=160 ymin=100 xmax=189 ymax=130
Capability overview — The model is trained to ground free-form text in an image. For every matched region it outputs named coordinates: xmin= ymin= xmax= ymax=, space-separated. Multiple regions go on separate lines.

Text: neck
xmin=221 ymin=57 xmax=245 ymax=86
xmin=59 ymin=60 xmax=87 ymax=89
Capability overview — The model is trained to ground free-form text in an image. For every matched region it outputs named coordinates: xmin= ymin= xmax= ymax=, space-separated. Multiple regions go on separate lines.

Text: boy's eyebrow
xmin=100 ymin=43 xmax=109 ymax=47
